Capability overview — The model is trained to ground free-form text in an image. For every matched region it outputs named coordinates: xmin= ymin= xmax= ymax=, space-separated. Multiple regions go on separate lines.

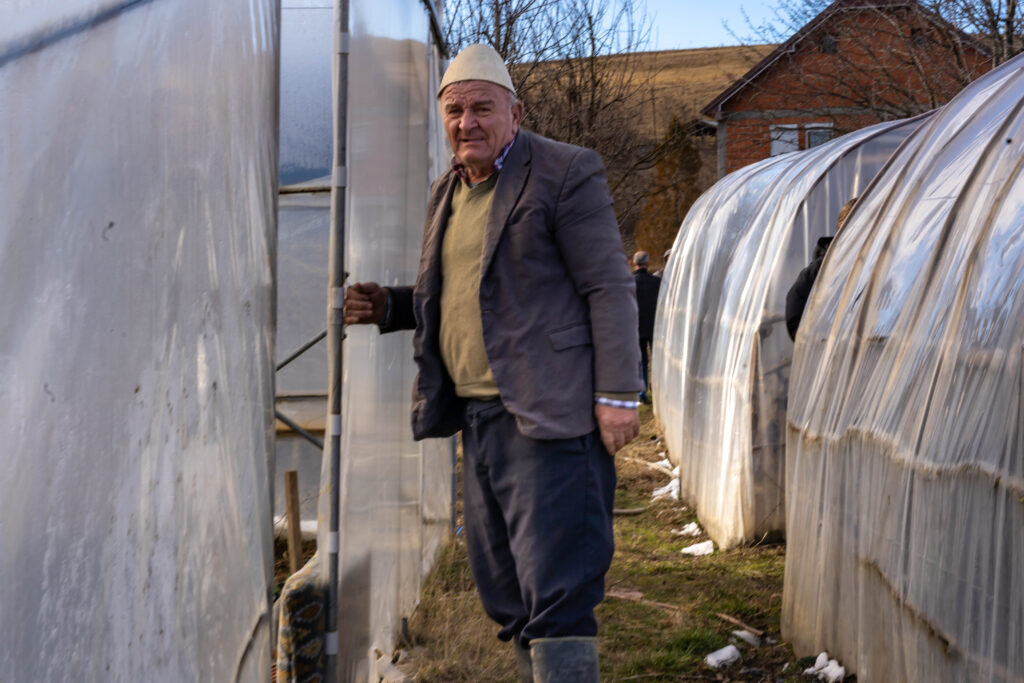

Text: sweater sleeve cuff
xmin=376 ymin=287 xmax=393 ymax=330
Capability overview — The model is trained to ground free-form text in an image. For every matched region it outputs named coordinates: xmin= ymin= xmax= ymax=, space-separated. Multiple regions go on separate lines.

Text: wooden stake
xmin=715 ymin=612 xmax=764 ymax=637
xmin=284 ymin=470 xmax=302 ymax=575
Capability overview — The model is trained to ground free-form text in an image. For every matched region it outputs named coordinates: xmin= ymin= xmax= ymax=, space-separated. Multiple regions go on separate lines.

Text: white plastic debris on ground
xmin=804 ymin=652 xmax=846 ymax=683
xmin=681 ymin=540 xmax=715 ymax=556
xmin=671 ymin=522 xmax=703 ymax=537
xmin=732 ymin=630 xmax=761 ymax=648
xmin=704 ymin=644 xmax=741 ymax=669
xmin=651 ymin=458 xmax=673 ymax=472
xmin=651 ymin=473 xmax=680 ymax=501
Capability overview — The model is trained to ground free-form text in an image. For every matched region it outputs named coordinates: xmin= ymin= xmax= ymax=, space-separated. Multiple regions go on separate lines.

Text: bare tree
xmin=738 ymin=0 xmax=1021 ymax=62
xmin=933 ymin=0 xmax=1023 ymax=63
xmin=442 ymin=0 xmax=659 ymax=241
xmin=635 ymin=118 xmax=707 ymax=265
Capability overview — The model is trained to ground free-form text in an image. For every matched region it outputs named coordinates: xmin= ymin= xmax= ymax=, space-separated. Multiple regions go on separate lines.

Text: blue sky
xmin=642 ymin=0 xmax=782 ymax=50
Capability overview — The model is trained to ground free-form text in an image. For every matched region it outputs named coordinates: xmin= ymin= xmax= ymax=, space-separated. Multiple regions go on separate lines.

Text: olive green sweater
xmin=439 ymin=176 xmax=499 ymax=398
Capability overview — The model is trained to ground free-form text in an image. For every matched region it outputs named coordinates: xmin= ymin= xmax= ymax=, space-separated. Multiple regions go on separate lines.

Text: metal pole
xmin=420 ymin=0 xmax=447 ymax=57
xmin=325 ymin=0 xmax=349 ymax=679
xmin=276 ymin=329 xmax=328 ymax=371
xmin=274 ymin=409 xmax=325 ymax=451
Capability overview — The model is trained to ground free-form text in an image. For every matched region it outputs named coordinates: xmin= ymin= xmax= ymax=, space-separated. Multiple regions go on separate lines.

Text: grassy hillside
xmin=610 ymin=45 xmax=777 ymax=138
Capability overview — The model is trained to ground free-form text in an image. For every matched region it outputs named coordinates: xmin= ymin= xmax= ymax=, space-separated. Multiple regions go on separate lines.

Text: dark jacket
xmin=383 ymin=129 xmax=641 ymax=440
xmin=785 ymin=236 xmax=834 ymax=340
xmin=633 ymin=268 xmax=660 ymax=340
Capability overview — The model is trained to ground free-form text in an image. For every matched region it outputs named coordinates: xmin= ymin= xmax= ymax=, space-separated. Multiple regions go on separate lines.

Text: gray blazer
xmin=384 ymin=129 xmax=641 ymax=440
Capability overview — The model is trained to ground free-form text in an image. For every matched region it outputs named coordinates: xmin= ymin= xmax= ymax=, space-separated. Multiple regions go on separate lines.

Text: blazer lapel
xmin=421 ymin=172 xmax=459 ymax=291
xmin=481 ymin=130 xmax=532 ymax=276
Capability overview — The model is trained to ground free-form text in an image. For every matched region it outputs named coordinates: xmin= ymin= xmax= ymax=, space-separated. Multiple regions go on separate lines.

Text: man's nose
xmin=459 ymin=111 xmax=477 ymax=129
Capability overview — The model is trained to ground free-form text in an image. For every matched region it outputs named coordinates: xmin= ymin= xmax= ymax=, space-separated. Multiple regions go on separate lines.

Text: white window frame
xmin=769 ymin=124 xmax=800 ymax=156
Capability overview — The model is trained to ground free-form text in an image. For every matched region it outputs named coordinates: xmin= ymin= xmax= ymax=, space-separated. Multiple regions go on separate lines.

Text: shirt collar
xmin=451 ymin=133 xmax=517 ymax=185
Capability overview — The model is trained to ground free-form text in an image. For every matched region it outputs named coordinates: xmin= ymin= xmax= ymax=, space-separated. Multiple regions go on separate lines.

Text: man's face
xmin=441 ymin=80 xmax=522 ymax=183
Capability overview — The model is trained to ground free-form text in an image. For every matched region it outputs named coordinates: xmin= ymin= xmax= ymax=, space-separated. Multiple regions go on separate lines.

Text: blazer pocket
xmin=548 ymin=323 xmax=592 ymax=351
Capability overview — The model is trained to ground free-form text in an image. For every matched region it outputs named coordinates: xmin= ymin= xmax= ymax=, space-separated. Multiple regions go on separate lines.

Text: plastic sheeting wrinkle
xmin=796 ymin=424 xmax=1024 ymax=497
xmin=862 ymin=557 xmax=954 ymax=655
xmin=233 ymin=607 xmax=271 ymax=683
xmin=0 ymin=0 xmax=158 ymax=68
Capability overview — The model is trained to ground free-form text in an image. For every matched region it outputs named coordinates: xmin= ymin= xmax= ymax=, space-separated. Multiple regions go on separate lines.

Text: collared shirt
xmin=451 ymin=135 xmax=516 ymax=185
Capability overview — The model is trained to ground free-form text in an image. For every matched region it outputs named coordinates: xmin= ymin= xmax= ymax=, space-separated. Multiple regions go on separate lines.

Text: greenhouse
xmin=652 ymin=114 xmax=923 ymax=548
xmin=275 ymin=1 xmax=454 ymax=680
xmin=0 ymin=3 xmax=278 ymax=680
xmin=1 ymin=1 xmax=452 ymax=681
xmin=783 ymin=52 xmax=1024 ymax=682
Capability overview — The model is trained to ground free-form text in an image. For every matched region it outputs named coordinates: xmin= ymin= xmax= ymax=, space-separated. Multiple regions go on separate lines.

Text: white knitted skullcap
xmin=438 ymin=44 xmax=516 ymax=98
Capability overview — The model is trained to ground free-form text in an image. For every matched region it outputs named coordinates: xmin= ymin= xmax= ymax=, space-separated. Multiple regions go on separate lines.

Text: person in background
xmin=785 ymin=197 xmax=858 ymax=340
xmin=344 ymin=44 xmax=640 ymax=682
xmin=652 ymin=249 xmax=670 ymax=278
xmin=632 ymin=250 xmax=661 ymax=404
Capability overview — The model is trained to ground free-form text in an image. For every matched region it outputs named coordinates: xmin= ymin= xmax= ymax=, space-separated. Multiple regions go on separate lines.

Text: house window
xmin=770 ymin=125 xmax=800 ymax=156
xmin=770 ymin=123 xmax=833 ymax=155
xmin=805 ymin=123 xmax=833 ymax=148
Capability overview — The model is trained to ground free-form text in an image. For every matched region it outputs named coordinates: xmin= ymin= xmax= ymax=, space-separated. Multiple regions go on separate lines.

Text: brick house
xmin=702 ymin=0 xmax=991 ymax=177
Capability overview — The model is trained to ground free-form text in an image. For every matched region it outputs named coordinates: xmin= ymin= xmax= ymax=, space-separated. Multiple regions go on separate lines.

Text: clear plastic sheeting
xmin=652 ymin=118 xmax=920 ymax=548
xmin=0 ymin=1 xmax=277 ymax=681
xmin=279 ymin=1 xmax=333 ymax=186
xmin=783 ymin=55 xmax=1024 ymax=682
xmin=312 ymin=2 xmax=452 ymax=679
xmin=277 ymin=193 xmax=331 ymax=398
xmin=275 ymin=2 xmax=334 ymax=532
xmin=276 ymin=192 xmax=331 ymax=531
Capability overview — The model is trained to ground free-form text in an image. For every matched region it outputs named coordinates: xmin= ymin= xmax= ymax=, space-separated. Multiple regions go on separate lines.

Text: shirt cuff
xmin=596 ymin=391 xmax=638 ymax=402
xmin=594 ymin=395 xmax=639 ymax=409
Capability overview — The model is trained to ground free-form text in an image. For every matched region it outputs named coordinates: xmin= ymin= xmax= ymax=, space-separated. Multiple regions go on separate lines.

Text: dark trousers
xmin=639 ymin=337 xmax=651 ymax=394
xmin=461 ymin=398 xmax=616 ymax=647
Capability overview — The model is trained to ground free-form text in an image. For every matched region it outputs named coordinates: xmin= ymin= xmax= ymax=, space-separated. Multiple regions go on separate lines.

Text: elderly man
xmin=345 ymin=44 xmax=640 ymax=682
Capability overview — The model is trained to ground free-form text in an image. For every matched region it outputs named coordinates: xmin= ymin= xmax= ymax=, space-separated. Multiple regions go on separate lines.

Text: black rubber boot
xmin=515 ymin=641 xmax=533 ymax=682
xmin=530 ymin=637 xmax=599 ymax=682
